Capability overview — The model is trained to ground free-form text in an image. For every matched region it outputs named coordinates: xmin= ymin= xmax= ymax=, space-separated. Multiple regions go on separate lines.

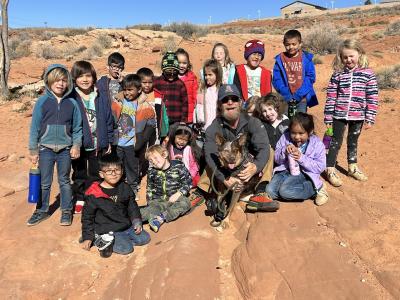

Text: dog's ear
xmin=215 ymin=132 xmax=225 ymax=147
xmin=237 ymin=133 xmax=247 ymax=147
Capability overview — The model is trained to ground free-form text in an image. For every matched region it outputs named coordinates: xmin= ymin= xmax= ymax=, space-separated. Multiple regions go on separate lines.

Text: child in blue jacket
xmin=272 ymin=30 xmax=318 ymax=113
xmin=70 ymin=61 xmax=114 ymax=209
xmin=28 ymin=64 xmax=82 ymax=226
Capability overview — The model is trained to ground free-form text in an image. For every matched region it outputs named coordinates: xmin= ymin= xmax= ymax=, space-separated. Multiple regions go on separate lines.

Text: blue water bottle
xmin=28 ymin=166 xmax=41 ymax=203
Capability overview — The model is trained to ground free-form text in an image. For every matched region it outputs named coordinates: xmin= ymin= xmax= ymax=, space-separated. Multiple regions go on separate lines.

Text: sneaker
xmin=348 ymin=163 xmax=368 ymax=181
xmin=247 ymin=192 xmax=280 ymax=212
xmin=188 ymin=190 xmax=206 ymax=208
xmin=326 ymin=167 xmax=343 ymax=187
xmin=315 ymin=184 xmax=329 ymax=206
xmin=149 ymin=217 xmax=164 ymax=233
xmin=27 ymin=211 xmax=50 ymax=226
xmin=60 ymin=211 xmax=73 ymax=226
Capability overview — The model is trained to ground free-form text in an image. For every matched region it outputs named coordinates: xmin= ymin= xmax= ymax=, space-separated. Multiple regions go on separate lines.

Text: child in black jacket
xmin=81 ymin=155 xmax=150 ymax=255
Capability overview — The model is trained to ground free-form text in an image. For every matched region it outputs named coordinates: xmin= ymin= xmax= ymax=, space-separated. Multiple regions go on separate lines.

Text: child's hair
xmin=145 ymin=145 xmax=168 ymax=160
xmin=121 ymin=74 xmax=142 ymax=90
xmin=167 ymin=123 xmax=203 ymax=163
xmin=211 ymin=43 xmax=233 ymax=66
xmin=283 ymin=29 xmax=302 ymax=43
xmin=108 ymin=52 xmax=125 ymax=67
xmin=137 ymin=67 xmax=154 ymax=79
xmin=200 ymin=59 xmax=223 ymax=91
xmin=46 ymin=67 xmax=70 ymax=91
xmin=253 ymin=93 xmax=286 ymax=121
xmin=175 ymin=48 xmax=192 ymax=71
xmin=246 ymin=96 xmax=260 ymax=114
xmin=289 ymin=112 xmax=315 ymax=135
xmin=333 ymin=39 xmax=368 ymax=71
xmin=71 ymin=60 xmax=97 ymax=84
xmin=98 ymin=154 xmax=123 ymax=170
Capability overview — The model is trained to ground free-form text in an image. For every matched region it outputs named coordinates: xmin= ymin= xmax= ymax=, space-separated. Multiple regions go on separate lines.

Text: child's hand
xmin=169 ymin=191 xmax=182 ymax=203
xmin=104 ymin=144 xmax=112 ymax=155
xmin=30 ymin=154 xmax=38 ymax=165
xmin=286 ymin=145 xmax=301 ymax=160
xmin=364 ymin=122 xmax=372 ymax=130
xmin=224 ymin=177 xmax=243 ymax=192
xmin=81 ymin=240 xmax=92 ymax=251
xmin=70 ymin=147 xmax=80 ymax=160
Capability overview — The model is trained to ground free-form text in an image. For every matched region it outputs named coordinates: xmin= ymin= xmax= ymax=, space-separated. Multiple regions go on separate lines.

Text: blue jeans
xmin=266 ymin=170 xmax=316 ymax=201
xmin=37 ymin=147 xmax=73 ymax=213
xmin=113 ymin=227 xmax=151 ymax=255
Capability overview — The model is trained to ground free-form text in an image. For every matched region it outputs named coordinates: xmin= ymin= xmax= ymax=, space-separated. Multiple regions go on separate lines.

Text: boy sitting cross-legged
xmin=141 ymin=145 xmax=192 ymax=233
xmin=81 ymin=154 xmax=150 ymax=255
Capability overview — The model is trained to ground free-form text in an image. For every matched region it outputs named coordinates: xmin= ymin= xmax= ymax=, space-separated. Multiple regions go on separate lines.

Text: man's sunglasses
xmin=221 ymin=96 xmax=240 ymax=104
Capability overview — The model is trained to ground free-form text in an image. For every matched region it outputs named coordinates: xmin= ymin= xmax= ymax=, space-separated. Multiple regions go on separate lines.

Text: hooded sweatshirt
xmin=29 ymin=64 xmax=82 ymax=155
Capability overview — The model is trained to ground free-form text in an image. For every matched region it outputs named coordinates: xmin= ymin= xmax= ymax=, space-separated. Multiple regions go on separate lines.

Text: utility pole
xmin=257 ymin=9 xmax=261 ymax=20
xmin=330 ymin=0 xmax=334 ymax=9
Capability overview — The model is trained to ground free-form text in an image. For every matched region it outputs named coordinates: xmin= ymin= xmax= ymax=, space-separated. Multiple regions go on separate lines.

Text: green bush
xmin=303 ymin=23 xmax=341 ymax=55
xmin=127 ymin=24 xmax=162 ymax=31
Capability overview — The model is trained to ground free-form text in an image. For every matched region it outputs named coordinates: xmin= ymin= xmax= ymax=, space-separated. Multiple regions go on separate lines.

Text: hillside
xmin=1 ymin=4 xmax=400 ymax=299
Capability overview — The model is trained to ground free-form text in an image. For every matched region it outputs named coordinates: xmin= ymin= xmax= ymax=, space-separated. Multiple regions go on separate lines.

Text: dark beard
xmin=223 ymin=108 xmax=240 ymax=122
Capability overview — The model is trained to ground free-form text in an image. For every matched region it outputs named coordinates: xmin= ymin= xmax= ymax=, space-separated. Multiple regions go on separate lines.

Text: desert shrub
xmin=96 ymin=34 xmax=113 ymax=49
xmin=368 ymin=20 xmax=389 ymax=26
xmin=36 ymin=44 xmax=63 ymax=59
xmin=303 ymin=23 xmax=341 ymax=55
xmin=39 ymin=30 xmax=58 ymax=41
xmin=249 ymin=27 xmax=265 ymax=34
xmin=376 ymin=65 xmax=400 ymax=89
xmin=163 ymin=36 xmax=177 ymax=53
xmin=372 ymin=31 xmax=384 ymax=40
xmin=83 ymin=44 xmax=103 ymax=60
xmin=128 ymin=23 xmax=162 ymax=31
xmin=62 ymin=28 xmax=88 ymax=37
xmin=9 ymin=37 xmax=31 ymax=59
xmin=163 ymin=22 xmax=208 ymax=40
xmin=385 ymin=21 xmax=400 ymax=36
xmin=312 ymin=55 xmax=323 ymax=65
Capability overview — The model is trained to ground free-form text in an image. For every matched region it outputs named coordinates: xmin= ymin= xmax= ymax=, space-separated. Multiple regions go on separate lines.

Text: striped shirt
xmin=324 ymin=67 xmax=378 ymax=124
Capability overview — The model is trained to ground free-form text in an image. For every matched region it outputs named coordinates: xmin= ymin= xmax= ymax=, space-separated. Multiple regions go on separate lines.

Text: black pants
xmin=326 ymin=119 xmax=363 ymax=168
xmin=117 ymin=145 xmax=139 ymax=192
xmin=135 ymin=126 xmax=157 ymax=180
xmin=72 ymin=149 xmax=100 ymax=202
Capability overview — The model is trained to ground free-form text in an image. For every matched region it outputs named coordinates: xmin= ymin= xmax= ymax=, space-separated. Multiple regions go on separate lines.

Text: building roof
xmin=280 ymin=1 xmax=327 ymax=10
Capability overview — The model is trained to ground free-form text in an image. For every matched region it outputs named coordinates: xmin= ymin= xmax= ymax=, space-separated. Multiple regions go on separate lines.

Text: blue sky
xmin=9 ymin=0 xmax=381 ymax=28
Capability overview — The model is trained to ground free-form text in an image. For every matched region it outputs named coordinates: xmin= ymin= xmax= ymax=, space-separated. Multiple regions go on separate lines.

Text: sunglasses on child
xmin=101 ymin=168 xmax=122 ymax=175
xmin=221 ymin=96 xmax=240 ymax=104
xmin=164 ymin=70 xmax=178 ymax=77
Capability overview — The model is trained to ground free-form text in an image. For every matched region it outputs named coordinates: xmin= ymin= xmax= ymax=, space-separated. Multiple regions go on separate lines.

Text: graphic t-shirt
xmin=244 ymin=65 xmax=262 ymax=98
xmin=77 ymin=88 xmax=98 ymax=151
xmin=172 ymin=145 xmax=184 ymax=160
xmin=108 ymin=79 xmax=121 ymax=101
xmin=117 ymin=99 xmax=138 ymax=147
xmin=100 ymin=185 xmax=118 ymax=203
xmin=281 ymin=51 xmax=303 ymax=94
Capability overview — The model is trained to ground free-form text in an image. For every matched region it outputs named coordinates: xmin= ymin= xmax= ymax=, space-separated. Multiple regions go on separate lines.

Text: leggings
xmin=326 ymin=119 xmax=363 ymax=167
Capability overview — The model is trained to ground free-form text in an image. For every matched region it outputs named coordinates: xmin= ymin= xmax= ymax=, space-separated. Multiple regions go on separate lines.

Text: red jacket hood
xmin=85 ymin=182 xmax=110 ymax=199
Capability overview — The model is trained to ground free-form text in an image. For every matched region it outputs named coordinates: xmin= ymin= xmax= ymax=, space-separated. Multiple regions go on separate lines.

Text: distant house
xmin=281 ymin=1 xmax=327 ymax=18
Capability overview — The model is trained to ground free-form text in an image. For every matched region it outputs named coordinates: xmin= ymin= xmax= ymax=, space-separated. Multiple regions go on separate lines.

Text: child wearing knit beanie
xmin=233 ymin=39 xmax=272 ymax=106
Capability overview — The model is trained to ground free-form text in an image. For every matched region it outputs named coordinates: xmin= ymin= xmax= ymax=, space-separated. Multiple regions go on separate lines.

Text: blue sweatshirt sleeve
xmin=28 ymin=97 xmax=45 ymax=155
xmin=71 ymin=100 xmax=83 ymax=148
xmin=272 ymin=59 xmax=292 ymax=102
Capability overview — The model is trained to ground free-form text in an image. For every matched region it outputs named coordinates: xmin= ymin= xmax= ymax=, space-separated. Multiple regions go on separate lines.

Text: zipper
xmin=346 ymin=71 xmax=353 ymax=119
xmin=56 ymin=99 xmax=60 ymax=152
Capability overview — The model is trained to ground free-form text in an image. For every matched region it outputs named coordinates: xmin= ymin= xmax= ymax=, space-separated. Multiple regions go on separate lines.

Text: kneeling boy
xmin=81 ymin=155 xmax=150 ymax=255
xmin=141 ymin=145 xmax=192 ymax=232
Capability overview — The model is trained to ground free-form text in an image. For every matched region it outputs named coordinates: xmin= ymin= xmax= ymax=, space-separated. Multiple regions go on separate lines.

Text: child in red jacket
xmin=176 ymin=48 xmax=198 ymax=124
xmin=233 ymin=39 xmax=272 ymax=107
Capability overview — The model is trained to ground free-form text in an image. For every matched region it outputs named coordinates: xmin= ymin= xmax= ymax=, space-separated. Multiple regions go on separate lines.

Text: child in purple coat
xmin=266 ymin=112 xmax=329 ymax=206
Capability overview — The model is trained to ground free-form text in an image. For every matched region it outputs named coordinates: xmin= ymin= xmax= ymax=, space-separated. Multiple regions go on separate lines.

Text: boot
xmin=348 ymin=163 xmax=368 ymax=181
xmin=326 ymin=167 xmax=342 ymax=187
xmin=315 ymin=183 xmax=329 ymax=206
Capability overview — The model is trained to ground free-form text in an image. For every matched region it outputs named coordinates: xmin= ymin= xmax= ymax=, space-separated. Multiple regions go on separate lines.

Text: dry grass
xmin=376 ymin=64 xmax=400 ymax=89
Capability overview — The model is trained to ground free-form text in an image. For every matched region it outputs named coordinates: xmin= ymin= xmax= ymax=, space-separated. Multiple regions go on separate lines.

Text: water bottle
xmin=288 ymin=101 xmax=297 ymax=120
xmin=288 ymin=154 xmax=300 ymax=176
xmin=28 ymin=166 xmax=41 ymax=203
xmin=322 ymin=127 xmax=334 ymax=151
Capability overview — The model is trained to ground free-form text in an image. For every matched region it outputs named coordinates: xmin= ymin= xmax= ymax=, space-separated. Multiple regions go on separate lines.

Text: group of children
xmin=27 ymin=28 xmax=378 ymax=255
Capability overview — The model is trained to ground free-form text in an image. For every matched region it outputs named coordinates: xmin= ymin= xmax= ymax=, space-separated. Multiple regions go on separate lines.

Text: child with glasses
xmin=153 ymin=51 xmax=188 ymax=126
xmin=96 ymin=52 xmax=125 ymax=146
xmin=233 ymin=39 xmax=272 ymax=107
xmin=81 ymin=154 xmax=150 ymax=255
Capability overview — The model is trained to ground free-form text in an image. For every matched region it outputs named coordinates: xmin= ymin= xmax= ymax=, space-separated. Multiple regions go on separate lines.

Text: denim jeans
xmin=266 ymin=170 xmax=316 ymax=201
xmin=113 ymin=228 xmax=151 ymax=255
xmin=117 ymin=145 xmax=139 ymax=192
xmin=37 ymin=147 xmax=73 ymax=213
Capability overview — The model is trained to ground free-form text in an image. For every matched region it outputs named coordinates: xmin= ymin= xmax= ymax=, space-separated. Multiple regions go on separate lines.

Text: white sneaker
xmin=326 ymin=167 xmax=342 ymax=187
xmin=348 ymin=163 xmax=368 ymax=181
xmin=315 ymin=184 xmax=329 ymax=206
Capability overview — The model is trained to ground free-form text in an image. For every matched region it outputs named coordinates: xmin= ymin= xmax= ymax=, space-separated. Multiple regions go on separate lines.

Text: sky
xmin=9 ymin=0 xmax=382 ymax=28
